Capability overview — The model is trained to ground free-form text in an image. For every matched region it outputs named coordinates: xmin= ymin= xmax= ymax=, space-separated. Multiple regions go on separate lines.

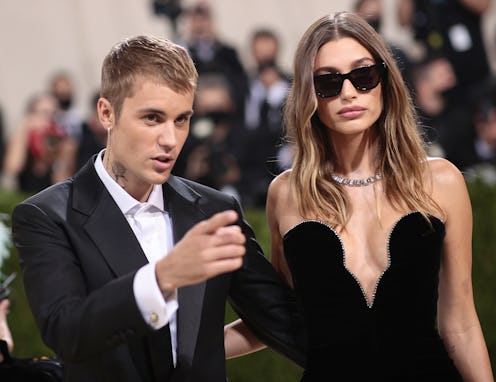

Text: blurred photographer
xmin=456 ymin=77 xmax=496 ymax=178
xmin=1 ymin=93 xmax=67 ymax=193
xmin=178 ymin=73 xmax=242 ymax=200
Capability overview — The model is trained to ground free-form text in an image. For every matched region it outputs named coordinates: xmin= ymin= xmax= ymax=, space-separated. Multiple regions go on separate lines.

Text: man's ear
xmin=97 ymin=97 xmax=115 ymax=130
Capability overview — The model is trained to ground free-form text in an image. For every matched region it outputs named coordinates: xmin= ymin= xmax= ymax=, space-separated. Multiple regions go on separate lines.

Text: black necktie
xmin=260 ymin=98 xmax=270 ymax=129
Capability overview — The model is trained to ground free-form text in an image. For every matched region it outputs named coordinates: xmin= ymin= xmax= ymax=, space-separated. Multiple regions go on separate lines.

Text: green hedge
xmin=225 ymin=209 xmax=303 ymax=381
xmin=0 ymin=189 xmax=52 ymax=359
xmin=467 ymin=180 xmax=496 ymax=368
xmin=1 ymin=182 xmax=495 ymax=379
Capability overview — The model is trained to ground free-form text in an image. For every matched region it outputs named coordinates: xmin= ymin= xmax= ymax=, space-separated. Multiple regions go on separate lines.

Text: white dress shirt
xmin=94 ymin=150 xmax=178 ymax=365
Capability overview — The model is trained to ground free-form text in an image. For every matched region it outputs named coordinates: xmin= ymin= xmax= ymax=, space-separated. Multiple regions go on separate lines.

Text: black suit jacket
xmin=12 ymin=157 xmax=305 ymax=382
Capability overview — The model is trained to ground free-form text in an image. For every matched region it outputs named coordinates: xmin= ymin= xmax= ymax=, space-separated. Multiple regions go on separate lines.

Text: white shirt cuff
xmin=133 ymin=262 xmax=178 ymax=329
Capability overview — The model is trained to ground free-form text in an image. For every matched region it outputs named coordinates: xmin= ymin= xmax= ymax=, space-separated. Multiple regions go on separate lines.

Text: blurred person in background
xmin=182 ymin=0 xmax=248 ymax=119
xmin=0 ymin=93 xmax=67 ymax=193
xmin=457 ymin=77 xmax=496 ymax=176
xmin=239 ymin=28 xmax=291 ymax=208
xmin=177 ymin=73 xmax=243 ymax=201
xmin=49 ymin=71 xmax=84 ymax=141
xmin=47 ymin=71 xmax=86 ymax=180
xmin=409 ymin=56 xmax=465 ymax=158
xmin=397 ymin=0 xmax=492 ymax=103
xmin=354 ymin=0 xmax=413 ymax=88
xmin=398 ymin=0 xmax=492 ymax=170
xmin=74 ymin=91 xmax=107 ymax=172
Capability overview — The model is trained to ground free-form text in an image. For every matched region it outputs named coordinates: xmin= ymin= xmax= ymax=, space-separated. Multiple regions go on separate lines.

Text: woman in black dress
xmin=225 ymin=11 xmax=493 ymax=381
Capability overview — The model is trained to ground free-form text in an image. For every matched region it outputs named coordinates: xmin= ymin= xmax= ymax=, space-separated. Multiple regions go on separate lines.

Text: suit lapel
xmin=84 ymin=192 xmax=149 ymax=276
xmin=72 ymin=157 xmax=148 ymax=277
xmin=165 ymin=177 xmax=207 ymax=372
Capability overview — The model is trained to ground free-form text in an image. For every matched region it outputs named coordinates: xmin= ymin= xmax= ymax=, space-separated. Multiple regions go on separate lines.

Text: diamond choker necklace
xmin=331 ymin=173 xmax=383 ymax=187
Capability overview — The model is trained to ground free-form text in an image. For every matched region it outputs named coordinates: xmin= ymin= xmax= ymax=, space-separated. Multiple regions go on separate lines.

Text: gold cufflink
xmin=150 ymin=312 xmax=158 ymax=324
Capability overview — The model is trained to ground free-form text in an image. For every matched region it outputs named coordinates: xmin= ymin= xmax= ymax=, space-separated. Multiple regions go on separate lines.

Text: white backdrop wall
xmin=0 ymin=0 xmax=495 ymax=137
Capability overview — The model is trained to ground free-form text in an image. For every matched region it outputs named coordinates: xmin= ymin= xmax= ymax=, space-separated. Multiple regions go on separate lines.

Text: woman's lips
xmin=338 ymin=106 xmax=366 ymax=119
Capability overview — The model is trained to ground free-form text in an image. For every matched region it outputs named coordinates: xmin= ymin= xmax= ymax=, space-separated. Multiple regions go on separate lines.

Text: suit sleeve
xmin=227 ymin=199 xmax=306 ymax=367
xmin=12 ymin=202 xmax=152 ymax=362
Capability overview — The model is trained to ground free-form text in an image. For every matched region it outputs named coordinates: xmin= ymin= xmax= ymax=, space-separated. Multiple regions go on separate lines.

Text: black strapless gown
xmin=283 ymin=212 xmax=463 ymax=381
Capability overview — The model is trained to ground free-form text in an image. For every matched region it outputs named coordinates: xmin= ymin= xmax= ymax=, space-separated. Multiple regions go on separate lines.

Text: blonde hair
xmin=284 ymin=12 xmax=441 ymax=227
xmin=100 ymin=35 xmax=198 ymax=121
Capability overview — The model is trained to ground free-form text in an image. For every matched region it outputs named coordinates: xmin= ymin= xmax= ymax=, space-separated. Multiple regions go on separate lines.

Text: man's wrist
xmin=155 ymin=262 xmax=176 ymax=299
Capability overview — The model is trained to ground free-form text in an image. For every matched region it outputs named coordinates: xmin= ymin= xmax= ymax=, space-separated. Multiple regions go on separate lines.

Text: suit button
xmin=149 ymin=312 xmax=159 ymax=324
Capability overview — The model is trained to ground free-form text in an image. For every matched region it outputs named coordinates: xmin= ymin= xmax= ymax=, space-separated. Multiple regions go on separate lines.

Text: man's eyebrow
xmin=180 ymin=110 xmax=194 ymax=117
xmin=137 ymin=108 xmax=194 ymax=117
xmin=138 ymin=107 xmax=166 ymax=115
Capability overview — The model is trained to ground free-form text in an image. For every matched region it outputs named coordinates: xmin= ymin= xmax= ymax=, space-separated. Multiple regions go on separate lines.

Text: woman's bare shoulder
xmin=267 ymin=169 xmax=298 ymax=219
xmin=425 ymin=157 xmax=465 ymax=188
xmin=268 ymin=169 xmax=292 ymax=197
xmin=425 ymin=157 xmax=469 ymax=211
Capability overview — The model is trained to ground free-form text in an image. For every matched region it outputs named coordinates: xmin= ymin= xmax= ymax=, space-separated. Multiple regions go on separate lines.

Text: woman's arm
xmin=430 ymin=158 xmax=494 ymax=381
xmin=266 ymin=172 xmax=294 ymax=287
xmin=224 ymin=318 xmax=266 ymax=359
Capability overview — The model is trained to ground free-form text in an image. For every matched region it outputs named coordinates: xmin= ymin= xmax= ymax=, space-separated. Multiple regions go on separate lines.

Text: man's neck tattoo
xmin=111 ymin=161 xmax=127 ymax=188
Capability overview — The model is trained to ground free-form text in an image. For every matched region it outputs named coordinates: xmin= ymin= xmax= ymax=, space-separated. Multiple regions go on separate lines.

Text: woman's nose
xmin=340 ymin=78 xmax=357 ymax=99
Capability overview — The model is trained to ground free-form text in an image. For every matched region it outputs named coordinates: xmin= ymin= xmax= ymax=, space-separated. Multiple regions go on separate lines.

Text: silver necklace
xmin=331 ymin=173 xmax=383 ymax=187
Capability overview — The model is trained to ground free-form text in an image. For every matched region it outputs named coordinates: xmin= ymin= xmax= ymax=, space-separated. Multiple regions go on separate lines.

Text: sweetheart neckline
xmin=283 ymin=211 xmax=443 ymax=238
xmin=283 ymin=211 xmax=444 ymax=308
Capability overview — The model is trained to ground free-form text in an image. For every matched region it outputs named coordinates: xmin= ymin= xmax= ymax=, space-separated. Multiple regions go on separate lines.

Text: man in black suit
xmin=11 ymin=35 xmax=304 ymax=381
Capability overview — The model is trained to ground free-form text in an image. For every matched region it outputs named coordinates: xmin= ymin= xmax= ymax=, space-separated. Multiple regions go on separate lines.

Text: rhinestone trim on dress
xmin=285 ymin=213 xmax=419 ymax=309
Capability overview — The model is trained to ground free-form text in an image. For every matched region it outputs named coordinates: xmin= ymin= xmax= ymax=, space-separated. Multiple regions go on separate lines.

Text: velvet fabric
xmin=283 ymin=212 xmax=462 ymax=381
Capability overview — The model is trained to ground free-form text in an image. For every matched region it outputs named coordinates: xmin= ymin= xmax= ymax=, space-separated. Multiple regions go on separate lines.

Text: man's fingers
xmin=204 ymin=243 xmax=246 ymax=259
xmin=156 ymin=210 xmax=245 ymax=290
xmin=214 ymin=225 xmax=246 ymax=246
xmin=209 ymin=257 xmax=244 ymax=275
xmin=193 ymin=210 xmax=239 ymax=235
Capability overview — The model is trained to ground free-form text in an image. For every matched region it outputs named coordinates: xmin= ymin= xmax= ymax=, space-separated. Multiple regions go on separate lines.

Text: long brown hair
xmin=284 ymin=11 xmax=441 ymax=227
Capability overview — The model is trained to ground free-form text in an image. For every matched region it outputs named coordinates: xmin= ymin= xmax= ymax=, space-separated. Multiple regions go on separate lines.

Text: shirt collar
xmin=94 ymin=149 xmax=165 ymax=215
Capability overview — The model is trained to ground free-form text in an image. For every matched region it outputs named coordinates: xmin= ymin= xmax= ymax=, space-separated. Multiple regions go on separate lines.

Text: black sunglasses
xmin=314 ymin=62 xmax=387 ymax=98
